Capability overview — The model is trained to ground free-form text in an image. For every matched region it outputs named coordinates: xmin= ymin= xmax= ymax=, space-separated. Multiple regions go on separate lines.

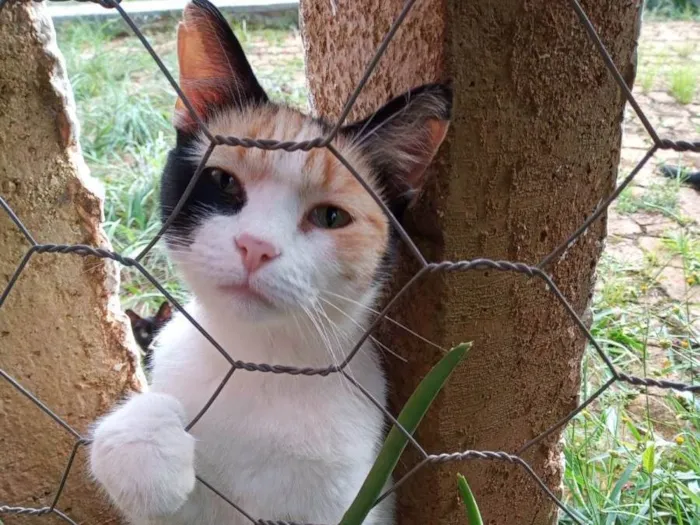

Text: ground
xmin=50 ymin=8 xmax=699 ymax=525
xmin=562 ymin=19 xmax=700 ymax=525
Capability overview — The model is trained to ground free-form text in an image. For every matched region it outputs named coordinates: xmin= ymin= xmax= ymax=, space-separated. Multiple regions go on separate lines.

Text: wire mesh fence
xmin=0 ymin=0 xmax=699 ymax=523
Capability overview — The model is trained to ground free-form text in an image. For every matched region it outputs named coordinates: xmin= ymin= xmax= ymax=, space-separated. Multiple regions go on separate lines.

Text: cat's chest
xmin=152 ymin=314 xmax=384 ymax=460
xmin=192 ymin=368 xmax=360 ymax=435
xmin=157 ymin=348 xmax=375 ymax=453
xmin=150 ymin=315 xmax=386 ymax=515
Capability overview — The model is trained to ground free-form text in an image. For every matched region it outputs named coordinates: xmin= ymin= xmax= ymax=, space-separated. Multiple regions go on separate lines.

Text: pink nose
xmin=235 ymin=233 xmax=280 ymax=273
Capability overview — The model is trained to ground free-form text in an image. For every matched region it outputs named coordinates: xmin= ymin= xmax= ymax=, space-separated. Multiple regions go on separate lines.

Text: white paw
xmin=90 ymin=392 xmax=196 ymax=519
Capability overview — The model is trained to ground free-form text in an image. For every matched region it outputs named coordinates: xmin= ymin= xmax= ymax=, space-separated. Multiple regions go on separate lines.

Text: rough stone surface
xmin=638 ymin=235 xmax=664 ymax=254
xmin=608 ymin=238 xmax=646 ymax=266
xmin=608 ymin=211 xmax=642 ymax=236
xmin=678 ymin=187 xmax=700 ymax=222
xmin=301 ymin=1 xmax=641 ymax=524
xmin=632 ymin=211 xmax=676 ymax=236
xmin=658 ymin=266 xmax=689 ymax=301
xmin=0 ymin=2 xmax=143 ymax=523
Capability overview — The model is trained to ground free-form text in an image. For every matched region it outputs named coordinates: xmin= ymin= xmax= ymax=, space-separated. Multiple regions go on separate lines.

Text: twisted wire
xmin=0 ymin=0 xmax=697 ymax=523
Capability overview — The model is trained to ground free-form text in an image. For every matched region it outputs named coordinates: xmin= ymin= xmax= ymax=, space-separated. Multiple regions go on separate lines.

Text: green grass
xmin=638 ymin=63 xmax=659 ymax=94
xmin=562 ymin=242 xmax=700 ymax=523
xmin=644 ymin=0 xmax=700 ymax=20
xmin=668 ymin=66 xmax=698 ymax=105
xmin=617 ymin=180 xmax=683 ymax=221
xmin=674 ymin=43 xmax=697 ymax=59
xmin=54 ymin=13 xmax=700 ymax=525
xmin=57 ymin=19 xmax=179 ymax=311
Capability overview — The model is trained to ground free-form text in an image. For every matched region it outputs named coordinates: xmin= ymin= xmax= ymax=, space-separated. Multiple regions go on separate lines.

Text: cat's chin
xmin=194 ymin=285 xmax=289 ymax=324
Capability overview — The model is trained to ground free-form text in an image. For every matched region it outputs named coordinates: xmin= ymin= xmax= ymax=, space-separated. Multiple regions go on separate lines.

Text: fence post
xmin=0 ymin=1 xmax=143 ymax=521
xmin=300 ymin=0 xmax=642 ymax=523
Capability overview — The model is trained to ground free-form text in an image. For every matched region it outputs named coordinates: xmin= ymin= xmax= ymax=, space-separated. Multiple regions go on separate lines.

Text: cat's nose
xmin=235 ymin=233 xmax=280 ymax=273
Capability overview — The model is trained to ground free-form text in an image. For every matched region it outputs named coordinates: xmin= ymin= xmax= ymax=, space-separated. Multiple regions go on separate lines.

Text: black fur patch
xmin=160 ymin=132 xmax=247 ymax=243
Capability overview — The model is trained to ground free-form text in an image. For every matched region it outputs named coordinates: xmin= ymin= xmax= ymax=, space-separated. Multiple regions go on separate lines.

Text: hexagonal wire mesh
xmin=0 ymin=0 xmax=698 ymax=523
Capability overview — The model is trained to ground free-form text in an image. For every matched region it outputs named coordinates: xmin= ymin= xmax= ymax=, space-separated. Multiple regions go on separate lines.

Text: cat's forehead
xmin=191 ymin=105 xmax=373 ymax=194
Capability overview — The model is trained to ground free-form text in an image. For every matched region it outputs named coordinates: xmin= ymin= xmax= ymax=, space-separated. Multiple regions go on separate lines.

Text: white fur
xmin=90 ymin=157 xmax=395 ymax=523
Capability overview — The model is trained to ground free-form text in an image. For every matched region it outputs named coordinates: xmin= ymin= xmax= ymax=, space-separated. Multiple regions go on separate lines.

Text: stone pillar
xmin=0 ymin=2 xmax=143 ymax=523
xmin=301 ymin=0 xmax=641 ymax=523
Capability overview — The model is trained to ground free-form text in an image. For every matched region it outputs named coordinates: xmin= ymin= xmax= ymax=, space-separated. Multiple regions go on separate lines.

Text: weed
xmin=564 ymin=242 xmax=700 ymax=523
xmin=617 ymin=179 xmax=683 ymax=221
xmin=675 ymin=42 xmax=697 ymax=59
xmin=668 ymin=66 xmax=698 ymax=105
xmin=638 ymin=63 xmax=659 ymax=94
xmin=645 ymin=0 xmax=700 ymax=20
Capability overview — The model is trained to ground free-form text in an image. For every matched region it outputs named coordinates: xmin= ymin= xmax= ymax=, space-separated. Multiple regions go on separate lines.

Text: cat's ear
xmin=155 ymin=301 xmax=172 ymax=323
xmin=125 ymin=309 xmax=142 ymax=324
xmin=175 ymin=0 xmax=268 ymax=131
xmin=342 ymin=84 xmax=451 ymax=216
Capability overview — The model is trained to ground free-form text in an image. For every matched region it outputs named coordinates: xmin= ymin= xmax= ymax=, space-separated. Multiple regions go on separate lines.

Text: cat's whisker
xmin=321 ymin=290 xmax=447 ymax=353
xmin=300 ymin=303 xmax=333 ymax=361
xmin=316 ymin=301 xmax=346 ymax=359
xmin=311 ymin=301 xmax=348 ymax=365
xmin=307 ymin=301 xmax=357 ymax=395
xmin=300 ymin=303 xmax=347 ymax=391
xmin=289 ymin=309 xmax=312 ymax=352
xmin=317 ymin=297 xmax=372 ymax=393
xmin=319 ymin=297 xmax=408 ymax=364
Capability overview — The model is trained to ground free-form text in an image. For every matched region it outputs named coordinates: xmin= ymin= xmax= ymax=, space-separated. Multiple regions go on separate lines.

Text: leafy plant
xmin=457 ymin=473 xmax=484 ymax=525
xmin=339 ymin=343 xmax=471 ymax=525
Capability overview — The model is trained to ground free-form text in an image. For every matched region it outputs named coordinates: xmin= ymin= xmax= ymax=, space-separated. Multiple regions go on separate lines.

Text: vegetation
xmin=668 ymin=66 xmax=698 ymax=105
xmin=645 ymin=0 xmax=700 ymax=20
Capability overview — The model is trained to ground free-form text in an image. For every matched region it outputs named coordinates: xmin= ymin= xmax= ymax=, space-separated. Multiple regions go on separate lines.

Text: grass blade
xmin=339 ymin=342 xmax=471 ymax=525
xmin=642 ymin=442 xmax=656 ymax=474
xmin=457 ymin=473 xmax=483 ymax=525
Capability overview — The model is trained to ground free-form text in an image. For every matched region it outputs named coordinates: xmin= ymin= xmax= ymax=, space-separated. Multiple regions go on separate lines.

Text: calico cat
xmin=125 ymin=301 xmax=172 ymax=370
xmin=89 ymin=1 xmax=451 ymax=524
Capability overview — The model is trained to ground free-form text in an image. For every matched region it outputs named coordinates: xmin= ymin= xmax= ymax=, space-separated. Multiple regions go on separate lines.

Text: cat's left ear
xmin=341 ymin=84 xmax=451 ymax=217
xmin=125 ymin=309 xmax=142 ymax=325
xmin=175 ymin=0 xmax=268 ymax=131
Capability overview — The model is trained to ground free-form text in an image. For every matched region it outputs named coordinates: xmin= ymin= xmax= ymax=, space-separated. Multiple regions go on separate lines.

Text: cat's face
xmin=161 ymin=0 xmax=451 ymax=322
xmin=126 ymin=302 xmax=172 ymax=351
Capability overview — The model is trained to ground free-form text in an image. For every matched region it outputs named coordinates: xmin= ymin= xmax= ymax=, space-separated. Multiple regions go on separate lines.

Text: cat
xmin=660 ymin=164 xmax=700 ymax=191
xmin=125 ymin=301 xmax=172 ymax=371
xmin=89 ymin=1 xmax=451 ymax=524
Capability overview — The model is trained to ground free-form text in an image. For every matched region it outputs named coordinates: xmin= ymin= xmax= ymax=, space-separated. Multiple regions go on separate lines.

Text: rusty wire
xmin=0 ymin=0 xmax=699 ymax=523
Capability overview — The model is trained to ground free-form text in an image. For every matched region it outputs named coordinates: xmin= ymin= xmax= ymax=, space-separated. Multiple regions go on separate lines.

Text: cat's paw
xmin=90 ymin=392 xmax=196 ymax=519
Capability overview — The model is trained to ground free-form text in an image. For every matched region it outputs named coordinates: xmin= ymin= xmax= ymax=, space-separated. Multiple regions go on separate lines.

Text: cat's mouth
xmin=218 ymin=282 xmax=273 ymax=306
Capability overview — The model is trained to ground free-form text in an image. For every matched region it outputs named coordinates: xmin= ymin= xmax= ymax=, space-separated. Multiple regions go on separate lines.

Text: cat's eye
xmin=308 ymin=205 xmax=353 ymax=229
xmin=207 ymin=167 xmax=240 ymax=196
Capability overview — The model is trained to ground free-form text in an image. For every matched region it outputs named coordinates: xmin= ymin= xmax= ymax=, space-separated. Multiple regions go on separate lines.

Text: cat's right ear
xmin=341 ymin=84 xmax=451 ymax=218
xmin=175 ymin=0 xmax=268 ymax=132
xmin=125 ymin=309 xmax=142 ymax=324
xmin=155 ymin=302 xmax=173 ymax=323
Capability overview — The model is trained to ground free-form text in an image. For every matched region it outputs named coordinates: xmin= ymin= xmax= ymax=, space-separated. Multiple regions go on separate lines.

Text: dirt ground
xmin=614 ymin=20 xmax=699 ymax=333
